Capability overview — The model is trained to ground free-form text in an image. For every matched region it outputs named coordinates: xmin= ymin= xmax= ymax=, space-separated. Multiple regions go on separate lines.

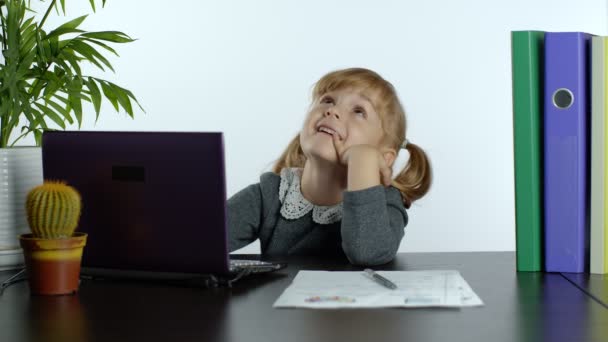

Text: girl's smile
xmin=316 ymin=122 xmax=343 ymax=139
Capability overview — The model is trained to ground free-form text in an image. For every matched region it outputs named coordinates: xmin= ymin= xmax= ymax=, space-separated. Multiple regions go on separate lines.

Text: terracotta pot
xmin=19 ymin=232 xmax=87 ymax=295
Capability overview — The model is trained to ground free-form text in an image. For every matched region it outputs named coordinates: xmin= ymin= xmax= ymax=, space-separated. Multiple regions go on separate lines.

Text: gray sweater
xmin=227 ymin=172 xmax=408 ymax=266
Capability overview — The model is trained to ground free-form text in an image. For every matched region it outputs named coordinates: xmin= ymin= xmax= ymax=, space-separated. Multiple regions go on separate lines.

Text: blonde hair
xmin=272 ymin=68 xmax=432 ymax=209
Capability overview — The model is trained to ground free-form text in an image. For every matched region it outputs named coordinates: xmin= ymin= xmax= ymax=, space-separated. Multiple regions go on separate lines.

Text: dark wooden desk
xmin=561 ymin=272 xmax=608 ymax=309
xmin=1 ymin=252 xmax=607 ymax=342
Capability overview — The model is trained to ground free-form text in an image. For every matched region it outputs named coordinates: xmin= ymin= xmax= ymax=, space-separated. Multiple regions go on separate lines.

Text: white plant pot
xmin=0 ymin=147 xmax=42 ymax=270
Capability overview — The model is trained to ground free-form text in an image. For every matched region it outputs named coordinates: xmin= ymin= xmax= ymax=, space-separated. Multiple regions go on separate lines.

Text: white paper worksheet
xmin=273 ymin=270 xmax=484 ymax=309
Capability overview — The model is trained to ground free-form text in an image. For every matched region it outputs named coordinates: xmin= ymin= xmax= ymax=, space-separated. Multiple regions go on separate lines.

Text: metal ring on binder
xmin=552 ymin=88 xmax=574 ymax=109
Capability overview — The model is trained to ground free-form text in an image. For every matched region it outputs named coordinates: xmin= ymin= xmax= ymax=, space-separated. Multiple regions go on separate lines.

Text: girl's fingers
xmin=332 ymin=131 xmax=342 ymax=147
xmin=332 ymin=132 xmax=345 ymax=162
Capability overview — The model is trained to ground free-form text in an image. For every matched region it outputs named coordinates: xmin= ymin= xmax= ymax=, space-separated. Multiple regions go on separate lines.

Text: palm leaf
xmin=45 ymin=15 xmax=87 ymax=40
xmin=33 ymin=129 xmax=43 ymax=145
xmin=82 ymin=37 xmax=118 ymax=56
xmin=121 ymin=86 xmax=144 ymax=112
xmin=68 ymin=91 xmax=83 ymax=127
xmin=60 ymin=48 xmax=83 ymax=77
xmin=16 ymin=48 xmax=36 ymax=77
xmin=34 ymin=102 xmax=65 ymax=128
xmin=51 ymin=93 xmax=70 ymax=106
xmin=26 ymin=107 xmax=47 ymax=132
xmin=58 ymin=0 xmax=66 ymax=14
xmin=85 ymin=77 xmax=102 ymax=118
xmin=109 ymin=82 xmax=132 ymax=117
xmin=53 ymin=58 xmax=73 ymax=77
xmin=69 ymin=39 xmax=114 ymax=71
xmin=35 ymin=28 xmax=48 ymax=66
xmin=18 ymin=16 xmax=37 ymax=56
xmin=5 ymin=0 xmax=23 ymax=63
xmin=44 ymin=97 xmax=73 ymax=125
xmin=80 ymin=31 xmax=134 ymax=43
xmin=99 ymin=80 xmax=119 ymax=111
xmin=38 ymin=69 xmax=64 ymax=96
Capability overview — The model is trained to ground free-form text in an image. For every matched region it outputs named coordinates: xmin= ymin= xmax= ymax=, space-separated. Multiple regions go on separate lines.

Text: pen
xmin=364 ymin=268 xmax=398 ymax=290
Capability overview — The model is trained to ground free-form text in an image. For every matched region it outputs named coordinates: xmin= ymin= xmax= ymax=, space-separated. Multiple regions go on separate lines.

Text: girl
xmin=228 ymin=68 xmax=432 ymax=266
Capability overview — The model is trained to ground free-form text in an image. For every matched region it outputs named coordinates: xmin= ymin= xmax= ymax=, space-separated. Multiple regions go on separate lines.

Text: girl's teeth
xmin=319 ymin=127 xmax=335 ymax=135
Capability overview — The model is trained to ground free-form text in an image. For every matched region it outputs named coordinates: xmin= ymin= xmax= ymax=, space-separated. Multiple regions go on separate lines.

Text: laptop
xmin=41 ymin=131 xmax=285 ymax=286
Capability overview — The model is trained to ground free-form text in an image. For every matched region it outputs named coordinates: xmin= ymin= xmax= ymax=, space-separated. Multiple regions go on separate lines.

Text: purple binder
xmin=543 ymin=32 xmax=591 ymax=273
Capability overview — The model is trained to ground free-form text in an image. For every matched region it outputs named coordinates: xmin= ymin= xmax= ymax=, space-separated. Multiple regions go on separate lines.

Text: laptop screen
xmin=41 ymin=131 xmax=230 ymax=275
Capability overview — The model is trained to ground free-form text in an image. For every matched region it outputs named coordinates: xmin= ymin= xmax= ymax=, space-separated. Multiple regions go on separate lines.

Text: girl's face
xmin=300 ymin=87 xmax=385 ymax=163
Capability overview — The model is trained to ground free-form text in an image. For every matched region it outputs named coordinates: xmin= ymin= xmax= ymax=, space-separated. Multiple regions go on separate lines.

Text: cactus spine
xmin=25 ymin=181 xmax=82 ymax=239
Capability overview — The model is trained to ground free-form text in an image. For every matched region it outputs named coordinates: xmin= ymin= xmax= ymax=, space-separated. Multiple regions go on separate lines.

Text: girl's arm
xmin=340 ymin=185 xmax=408 ymax=266
xmin=227 ymin=183 xmax=264 ymax=252
xmin=331 ymin=141 xmax=406 ymax=265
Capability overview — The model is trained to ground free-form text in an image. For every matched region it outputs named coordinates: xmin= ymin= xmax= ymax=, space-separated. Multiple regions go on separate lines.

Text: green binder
xmin=511 ymin=31 xmax=544 ymax=271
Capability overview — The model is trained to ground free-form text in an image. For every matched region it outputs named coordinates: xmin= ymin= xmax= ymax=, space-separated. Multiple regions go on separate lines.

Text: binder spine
xmin=591 ymin=36 xmax=608 ymax=274
xmin=543 ymin=32 xmax=591 ymax=273
xmin=511 ymin=31 xmax=544 ymax=272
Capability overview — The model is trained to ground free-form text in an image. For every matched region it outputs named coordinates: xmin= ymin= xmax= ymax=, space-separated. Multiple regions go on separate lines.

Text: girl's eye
xmin=354 ymin=106 xmax=366 ymax=117
xmin=321 ymin=96 xmax=334 ymax=104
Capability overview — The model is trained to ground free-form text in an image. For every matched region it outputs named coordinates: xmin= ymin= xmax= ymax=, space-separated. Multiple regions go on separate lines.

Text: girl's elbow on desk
xmin=342 ymin=245 xmax=398 ymax=266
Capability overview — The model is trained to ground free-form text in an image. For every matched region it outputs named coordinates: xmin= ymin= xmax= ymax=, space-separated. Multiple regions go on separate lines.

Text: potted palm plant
xmin=0 ymin=0 xmax=142 ymax=270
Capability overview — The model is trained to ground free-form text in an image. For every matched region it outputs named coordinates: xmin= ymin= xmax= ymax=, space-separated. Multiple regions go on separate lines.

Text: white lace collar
xmin=278 ymin=168 xmax=343 ymax=224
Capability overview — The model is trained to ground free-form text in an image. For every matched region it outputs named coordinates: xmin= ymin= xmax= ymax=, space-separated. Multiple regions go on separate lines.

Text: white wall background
xmin=26 ymin=0 xmax=608 ymax=253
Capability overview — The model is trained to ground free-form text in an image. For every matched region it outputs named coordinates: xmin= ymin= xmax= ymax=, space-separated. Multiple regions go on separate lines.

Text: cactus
xmin=25 ymin=181 xmax=82 ymax=239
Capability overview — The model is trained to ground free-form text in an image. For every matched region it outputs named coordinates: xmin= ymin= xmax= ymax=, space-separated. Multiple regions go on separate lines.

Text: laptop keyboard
xmin=229 ymin=259 xmax=283 ymax=274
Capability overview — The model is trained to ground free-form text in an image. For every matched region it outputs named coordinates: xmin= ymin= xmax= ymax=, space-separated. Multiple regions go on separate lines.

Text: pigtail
xmin=392 ymin=142 xmax=432 ymax=209
xmin=272 ymin=134 xmax=307 ymax=174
